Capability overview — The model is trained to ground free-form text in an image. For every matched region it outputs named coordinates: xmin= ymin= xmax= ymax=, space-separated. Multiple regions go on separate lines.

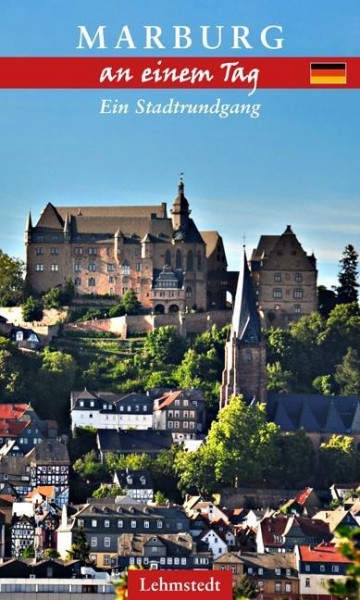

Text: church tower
xmin=220 ymin=248 xmax=267 ymax=408
xmin=170 ymin=176 xmax=191 ymax=233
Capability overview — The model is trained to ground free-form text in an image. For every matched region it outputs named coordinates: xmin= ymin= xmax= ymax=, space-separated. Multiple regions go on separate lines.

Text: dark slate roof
xmin=114 ymin=469 xmax=154 ymax=490
xmin=251 ymin=235 xmax=280 ymax=262
xmin=97 ymin=430 xmax=173 ymax=454
xmin=231 ymin=249 xmax=261 ymax=342
xmin=26 ymin=439 xmax=70 ymax=464
xmin=268 ymin=393 xmax=360 ymax=433
xmin=118 ymin=533 xmax=194 ymax=556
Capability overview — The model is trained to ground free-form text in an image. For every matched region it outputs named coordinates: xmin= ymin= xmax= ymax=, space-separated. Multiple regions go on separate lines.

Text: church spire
xmin=231 ymin=248 xmax=261 ymax=343
xmin=24 ymin=211 xmax=33 ymax=244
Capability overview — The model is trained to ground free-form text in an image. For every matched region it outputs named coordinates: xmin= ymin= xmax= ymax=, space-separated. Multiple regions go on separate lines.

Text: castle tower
xmin=170 ymin=176 xmax=191 ymax=233
xmin=220 ymin=248 xmax=267 ymax=408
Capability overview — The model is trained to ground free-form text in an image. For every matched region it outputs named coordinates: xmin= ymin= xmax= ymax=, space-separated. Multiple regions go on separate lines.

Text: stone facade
xmin=250 ymin=225 xmax=317 ymax=328
xmin=25 ymin=180 xmax=228 ymax=314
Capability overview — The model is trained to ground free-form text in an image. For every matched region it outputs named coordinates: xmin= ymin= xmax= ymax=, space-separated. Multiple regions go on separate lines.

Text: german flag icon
xmin=310 ymin=62 xmax=347 ymax=85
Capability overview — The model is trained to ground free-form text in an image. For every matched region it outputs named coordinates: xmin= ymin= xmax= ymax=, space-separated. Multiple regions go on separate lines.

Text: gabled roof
xmin=0 ymin=404 xmax=29 ymax=420
xmin=200 ymin=231 xmax=223 ymax=258
xmin=26 ymin=486 xmax=56 ymax=501
xmin=0 ymin=419 xmax=29 ymax=438
xmin=97 ymin=429 xmax=173 ymax=454
xmin=26 ymin=439 xmax=70 ymax=464
xmin=231 ymin=248 xmax=261 ymax=343
xmin=295 ymin=488 xmax=314 ymax=506
xmin=323 ymin=400 xmax=348 ymax=433
xmin=298 ymin=543 xmax=351 ymax=563
xmin=36 ymin=203 xmax=64 ymax=230
xmin=154 ymin=391 xmax=182 ymax=411
xmin=251 ymin=235 xmax=280 ymax=262
xmin=313 ymin=509 xmax=357 ymax=532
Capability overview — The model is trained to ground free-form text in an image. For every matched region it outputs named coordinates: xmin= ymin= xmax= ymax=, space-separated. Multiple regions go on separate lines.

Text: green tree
xmin=22 ymin=296 xmax=43 ymax=322
xmin=312 ymin=374 xmax=334 ymax=396
xmin=318 ymin=285 xmax=337 ymax=318
xmin=92 ymin=484 xmax=124 ymax=498
xmin=335 ymin=348 xmax=360 ymax=396
xmin=35 ymin=348 xmax=77 ymax=425
xmin=154 ymin=491 xmax=169 ymax=504
xmin=276 ymin=429 xmax=316 ymax=488
xmin=62 ymin=276 xmax=75 ymax=304
xmin=267 ymin=361 xmax=293 ymax=392
xmin=68 ymin=527 xmax=91 ymax=562
xmin=122 ymin=289 xmax=141 ymax=315
xmin=0 ymin=249 xmax=24 ymax=306
xmin=328 ymin=527 xmax=360 ymax=600
xmin=318 ymin=435 xmax=357 ymax=486
xmin=175 ymin=444 xmax=218 ymax=496
xmin=44 ymin=548 xmax=60 ymax=559
xmin=43 ymin=286 xmax=62 ymax=309
xmin=0 ymin=338 xmax=26 ymax=400
xmin=144 ymin=326 xmax=186 ymax=365
xmin=21 ymin=545 xmax=35 ymax=558
xmin=336 ymin=244 xmax=359 ymax=304
xmin=233 ymin=575 xmax=258 ymax=600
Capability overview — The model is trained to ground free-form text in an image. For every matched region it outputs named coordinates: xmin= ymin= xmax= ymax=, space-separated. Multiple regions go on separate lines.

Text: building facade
xmin=25 ymin=180 xmax=228 ymax=313
xmin=250 ymin=225 xmax=317 ymax=328
xmin=152 ymin=389 xmax=206 ymax=442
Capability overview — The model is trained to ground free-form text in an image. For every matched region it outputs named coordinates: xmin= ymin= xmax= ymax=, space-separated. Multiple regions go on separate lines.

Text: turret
xmin=24 ymin=211 xmax=33 ymax=245
xmin=171 ymin=176 xmax=191 ymax=233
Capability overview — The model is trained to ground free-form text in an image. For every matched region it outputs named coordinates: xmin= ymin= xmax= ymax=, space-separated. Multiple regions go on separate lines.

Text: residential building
xmin=0 ymin=439 xmax=69 ymax=505
xmin=0 ymin=403 xmax=56 ymax=455
xmin=200 ymin=529 xmax=228 ymax=558
xmin=113 ymin=469 xmax=154 ymax=503
xmin=296 ymin=543 xmax=351 ymax=598
xmin=250 ymin=225 xmax=317 ymax=328
xmin=25 ymin=179 xmax=229 ymax=312
xmin=281 ymin=488 xmax=322 ymax=517
xmin=58 ymin=500 xmax=190 ymax=567
xmin=152 ymin=389 xmax=206 ymax=442
xmin=116 ymin=533 xmax=212 ymax=571
xmin=313 ymin=508 xmax=358 ymax=533
xmin=256 ymin=514 xmax=332 ymax=553
xmin=71 ymin=389 xmax=153 ymax=431
xmin=97 ymin=429 xmax=173 ymax=461
xmin=10 ymin=327 xmax=41 ymax=350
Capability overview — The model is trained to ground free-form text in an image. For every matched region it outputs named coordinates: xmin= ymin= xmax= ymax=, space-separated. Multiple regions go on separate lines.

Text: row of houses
xmin=71 ymin=388 xmax=206 ymax=444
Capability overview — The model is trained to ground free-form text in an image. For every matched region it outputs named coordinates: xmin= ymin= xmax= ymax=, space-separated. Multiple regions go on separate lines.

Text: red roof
xmin=299 ymin=543 xmax=351 ymax=564
xmin=26 ymin=486 xmax=56 ymax=500
xmin=295 ymin=488 xmax=313 ymax=506
xmin=260 ymin=515 xmax=331 ymax=547
xmin=0 ymin=404 xmax=29 ymax=420
xmin=154 ymin=391 xmax=182 ymax=411
xmin=0 ymin=419 xmax=29 ymax=437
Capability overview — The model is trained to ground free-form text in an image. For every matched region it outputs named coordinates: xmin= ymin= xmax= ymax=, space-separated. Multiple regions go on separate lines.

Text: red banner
xmin=0 ymin=57 xmax=359 ymax=89
xmin=128 ymin=569 xmax=233 ymax=599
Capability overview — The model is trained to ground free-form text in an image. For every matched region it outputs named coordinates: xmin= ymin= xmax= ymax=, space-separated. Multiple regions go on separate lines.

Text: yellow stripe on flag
xmin=310 ymin=76 xmax=347 ymax=84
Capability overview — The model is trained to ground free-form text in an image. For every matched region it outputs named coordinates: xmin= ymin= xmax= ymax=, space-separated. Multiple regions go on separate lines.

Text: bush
xmin=22 ymin=296 xmax=43 ymax=322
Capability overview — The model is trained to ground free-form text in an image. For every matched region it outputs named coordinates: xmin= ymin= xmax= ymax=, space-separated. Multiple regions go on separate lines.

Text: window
xmin=295 ymin=272 xmax=302 ymax=282
xmin=109 ymin=276 xmax=115 ymax=283
xmin=104 ymin=555 xmax=111 ymax=566
xmin=275 ymin=568 xmax=281 ymax=576
xmin=131 ymin=520 xmax=136 ymax=528
xmin=294 ymin=304 xmax=301 ymax=314
xmin=91 ymin=537 xmax=97 ymax=547
xmin=104 ymin=520 xmax=110 ymax=528
xmin=136 ymin=263 xmax=141 ymax=271
xmin=183 ymin=421 xmax=189 ymax=428
xmin=305 ymin=578 xmax=310 ymax=588
xmin=36 ymin=247 xmax=44 ymax=255
xmin=294 ymin=288 xmax=303 ymax=299
xmin=89 ymin=262 xmax=96 ymax=271
xmin=91 ymin=519 xmax=97 ymax=527
xmin=104 ymin=537 xmax=111 ymax=548
xmin=168 ymin=421 xmax=173 ymax=429
xmin=174 ymin=421 xmax=180 ymax=429
xmin=88 ymin=248 xmax=97 ymax=255
xmin=174 ymin=557 xmax=180 ymax=565
xmin=274 ymin=273 xmax=281 ymax=282
xmin=74 ymin=263 xmax=81 ymax=272
xmin=88 ymin=277 xmax=96 ymax=287
xmin=320 ymin=565 xmax=325 ymax=572
xmin=51 ymin=264 xmax=59 ymax=272
xmin=187 ymin=251 xmax=193 ymax=271
xmin=175 ymin=399 xmax=180 ymax=406
xmin=285 ymin=583 xmax=292 ymax=593
xmin=108 ymin=263 xmax=115 ymax=271
xmin=332 ymin=565 xmax=339 ymax=573
xmin=305 ymin=565 xmax=310 ymax=572
xmin=121 ymin=263 xmax=130 ymax=275
xmin=286 ymin=568 xmax=291 ymax=576
xmin=181 ymin=558 xmax=187 ymax=565
xmin=275 ymin=583 xmax=282 ymax=593
xmin=74 ymin=277 xmax=81 ymax=286
xmin=74 ymin=247 xmax=83 ymax=255
xmin=117 ymin=520 xmax=123 ymax=528
xmin=186 ymin=286 xmax=192 ymax=298
xmin=248 ymin=567 xmax=253 ymax=575
xmin=157 ymin=520 xmax=163 ymax=529
xmin=258 ymin=568 xmax=263 ymax=575
xmin=273 ymin=288 xmax=282 ymax=298
xmin=36 ymin=264 xmax=44 ymax=271
xmin=197 ymin=251 xmax=202 ymax=270
xmin=51 ymin=247 xmax=59 ymax=255
xmin=144 ymin=521 xmax=149 ymax=529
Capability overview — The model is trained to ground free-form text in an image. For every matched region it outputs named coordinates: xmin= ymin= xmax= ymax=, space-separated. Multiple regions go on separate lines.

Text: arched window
xmin=176 ymin=250 xmax=182 ymax=269
xmin=197 ymin=251 xmax=202 ymax=270
xmin=165 ymin=250 xmax=171 ymax=266
xmin=187 ymin=251 xmax=193 ymax=271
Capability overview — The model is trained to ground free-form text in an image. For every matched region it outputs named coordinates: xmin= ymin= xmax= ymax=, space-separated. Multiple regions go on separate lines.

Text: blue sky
xmin=0 ymin=0 xmax=359 ymax=287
